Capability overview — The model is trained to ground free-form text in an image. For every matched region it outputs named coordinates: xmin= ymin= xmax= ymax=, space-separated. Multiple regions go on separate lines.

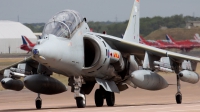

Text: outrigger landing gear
xmin=74 ymin=76 xmax=86 ymax=108
xmin=35 ymin=93 xmax=42 ymax=109
xmin=175 ymin=75 xmax=182 ymax=104
xmin=94 ymin=86 xmax=115 ymax=107
xmin=173 ymin=63 xmax=182 ymax=104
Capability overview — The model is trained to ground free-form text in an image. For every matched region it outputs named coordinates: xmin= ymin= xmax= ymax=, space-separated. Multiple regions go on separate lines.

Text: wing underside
xmin=0 ymin=57 xmax=39 ymax=79
xmin=89 ymin=32 xmax=200 ymax=65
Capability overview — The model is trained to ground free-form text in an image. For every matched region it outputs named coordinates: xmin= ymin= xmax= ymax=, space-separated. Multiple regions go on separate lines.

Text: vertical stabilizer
xmin=123 ymin=0 xmax=140 ymax=43
xmin=194 ymin=33 xmax=200 ymax=40
xmin=139 ymin=36 xmax=147 ymax=44
xmin=24 ymin=36 xmax=33 ymax=45
xmin=166 ymin=34 xmax=175 ymax=43
xmin=21 ymin=36 xmax=27 ymax=45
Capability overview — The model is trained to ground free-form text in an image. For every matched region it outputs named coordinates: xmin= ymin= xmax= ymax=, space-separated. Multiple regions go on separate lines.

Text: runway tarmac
xmin=0 ymin=74 xmax=200 ymax=112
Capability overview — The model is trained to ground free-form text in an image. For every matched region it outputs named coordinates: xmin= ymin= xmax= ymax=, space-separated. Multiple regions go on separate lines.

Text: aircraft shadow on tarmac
xmin=2 ymin=102 xmax=200 ymax=112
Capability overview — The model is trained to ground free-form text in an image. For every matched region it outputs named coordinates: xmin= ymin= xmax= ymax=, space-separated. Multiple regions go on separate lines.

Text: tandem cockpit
xmin=42 ymin=10 xmax=83 ymax=38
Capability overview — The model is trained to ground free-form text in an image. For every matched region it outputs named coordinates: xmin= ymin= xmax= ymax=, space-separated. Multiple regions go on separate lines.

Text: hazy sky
xmin=0 ymin=0 xmax=199 ymax=23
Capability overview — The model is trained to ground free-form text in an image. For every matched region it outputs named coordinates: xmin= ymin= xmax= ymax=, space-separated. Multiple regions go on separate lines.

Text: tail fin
xmin=166 ymin=34 xmax=175 ymax=43
xmin=123 ymin=0 xmax=140 ymax=43
xmin=21 ymin=35 xmax=34 ymax=47
xmin=194 ymin=33 xmax=200 ymax=40
xmin=21 ymin=36 xmax=27 ymax=45
xmin=139 ymin=36 xmax=145 ymax=43
xmin=24 ymin=36 xmax=33 ymax=45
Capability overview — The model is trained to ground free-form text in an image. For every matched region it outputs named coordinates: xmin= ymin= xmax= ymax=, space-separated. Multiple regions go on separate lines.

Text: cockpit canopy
xmin=42 ymin=10 xmax=83 ymax=38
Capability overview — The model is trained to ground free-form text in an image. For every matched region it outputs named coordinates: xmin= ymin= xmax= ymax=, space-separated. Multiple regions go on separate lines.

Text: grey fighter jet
xmin=1 ymin=0 xmax=200 ymax=109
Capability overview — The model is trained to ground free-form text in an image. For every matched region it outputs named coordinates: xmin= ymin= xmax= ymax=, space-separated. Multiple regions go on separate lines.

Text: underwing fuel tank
xmin=179 ymin=70 xmax=199 ymax=84
xmin=24 ymin=75 xmax=67 ymax=95
xmin=1 ymin=78 xmax=24 ymax=91
xmin=131 ymin=70 xmax=168 ymax=90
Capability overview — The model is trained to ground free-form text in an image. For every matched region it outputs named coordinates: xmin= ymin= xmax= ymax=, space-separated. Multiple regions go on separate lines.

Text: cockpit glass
xmin=42 ymin=10 xmax=83 ymax=38
xmin=42 ymin=21 xmax=70 ymax=38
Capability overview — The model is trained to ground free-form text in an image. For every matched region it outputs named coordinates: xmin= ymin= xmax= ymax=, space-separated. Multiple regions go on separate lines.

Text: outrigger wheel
xmin=175 ymin=92 xmax=182 ymax=104
xmin=35 ymin=97 xmax=42 ymax=109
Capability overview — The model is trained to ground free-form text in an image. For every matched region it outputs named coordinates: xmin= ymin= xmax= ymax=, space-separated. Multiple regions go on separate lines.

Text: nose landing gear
xmin=74 ymin=76 xmax=86 ymax=108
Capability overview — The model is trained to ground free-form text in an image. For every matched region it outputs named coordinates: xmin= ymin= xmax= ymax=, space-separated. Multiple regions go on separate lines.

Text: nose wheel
xmin=35 ymin=93 xmax=42 ymax=109
xmin=76 ymin=96 xmax=86 ymax=108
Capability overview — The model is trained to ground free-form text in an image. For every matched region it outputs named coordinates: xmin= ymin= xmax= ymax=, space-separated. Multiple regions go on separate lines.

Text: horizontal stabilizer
xmin=95 ymin=78 xmax=119 ymax=93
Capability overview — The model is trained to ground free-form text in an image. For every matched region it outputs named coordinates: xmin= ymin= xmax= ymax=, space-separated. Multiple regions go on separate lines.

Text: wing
xmin=0 ymin=56 xmax=39 ymax=79
xmin=88 ymin=32 xmax=200 ymax=64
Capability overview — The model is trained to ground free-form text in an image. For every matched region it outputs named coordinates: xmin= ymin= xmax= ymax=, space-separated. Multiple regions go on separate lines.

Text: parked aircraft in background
xmin=157 ymin=37 xmax=181 ymax=50
xmin=139 ymin=36 xmax=167 ymax=49
xmin=20 ymin=36 xmax=36 ymax=53
xmin=1 ymin=0 xmax=200 ymax=110
xmin=141 ymin=34 xmax=200 ymax=52
xmin=166 ymin=34 xmax=200 ymax=52
xmin=194 ymin=33 xmax=200 ymax=41
xmin=140 ymin=36 xmax=181 ymax=50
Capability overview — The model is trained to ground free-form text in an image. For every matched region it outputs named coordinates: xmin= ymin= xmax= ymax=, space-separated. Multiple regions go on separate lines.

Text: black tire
xmin=76 ymin=97 xmax=86 ymax=108
xmin=95 ymin=89 xmax=104 ymax=107
xmin=36 ymin=100 xmax=42 ymax=109
xmin=176 ymin=94 xmax=182 ymax=104
xmin=105 ymin=91 xmax=115 ymax=106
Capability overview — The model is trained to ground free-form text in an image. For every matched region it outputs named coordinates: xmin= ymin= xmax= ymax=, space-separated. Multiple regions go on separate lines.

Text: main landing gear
xmin=94 ymin=86 xmax=115 ymax=107
xmin=35 ymin=93 xmax=42 ymax=109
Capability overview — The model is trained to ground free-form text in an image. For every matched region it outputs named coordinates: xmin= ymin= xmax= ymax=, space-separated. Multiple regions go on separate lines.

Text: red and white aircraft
xmin=166 ymin=34 xmax=200 ymax=52
xmin=20 ymin=36 xmax=36 ymax=53
xmin=139 ymin=36 xmax=167 ymax=49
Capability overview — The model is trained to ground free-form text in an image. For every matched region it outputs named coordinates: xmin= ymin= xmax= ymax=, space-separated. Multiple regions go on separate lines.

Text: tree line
xmin=24 ymin=15 xmax=200 ymax=37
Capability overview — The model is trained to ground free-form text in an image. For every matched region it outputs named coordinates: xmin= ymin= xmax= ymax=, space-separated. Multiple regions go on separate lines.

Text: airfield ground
xmin=0 ymin=55 xmax=200 ymax=111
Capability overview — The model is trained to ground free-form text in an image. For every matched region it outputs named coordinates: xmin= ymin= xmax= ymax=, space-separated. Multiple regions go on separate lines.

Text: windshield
xmin=42 ymin=10 xmax=83 ymax=38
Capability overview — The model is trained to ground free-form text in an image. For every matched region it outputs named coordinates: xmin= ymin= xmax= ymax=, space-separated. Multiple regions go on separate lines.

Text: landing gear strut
xmin=35 ymin=93 xmax=42 ymax=109
xmin=74 ymin=76 xmax=86 ymax=108
xmin=174 ymin=63 xmax=182 ymax=104
xmin=175 ymin=75 xmax=182 ymax=104
xmin=94 ymin=86 xmax=115 ymax=107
